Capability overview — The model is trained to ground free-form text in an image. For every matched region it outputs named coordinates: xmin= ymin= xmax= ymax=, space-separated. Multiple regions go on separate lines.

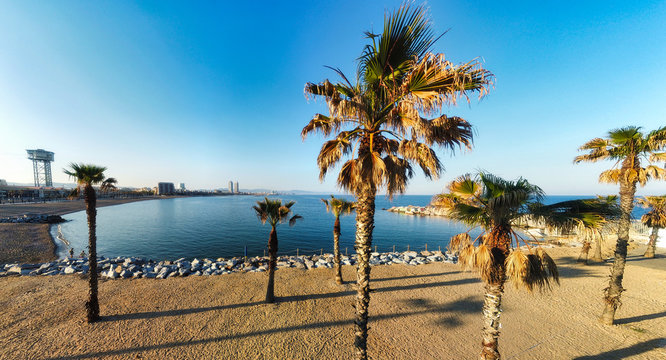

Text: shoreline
xmin=0 ymin=197 xmax=162 ymax=264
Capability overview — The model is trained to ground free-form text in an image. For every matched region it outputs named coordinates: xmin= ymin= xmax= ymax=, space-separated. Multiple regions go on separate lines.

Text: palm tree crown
xmin=302 ymin=3 xmax=494 ymax=196
xmin=322 ymin=195 xmax=355 ymax=218
xmin=64 ymin=163 xmax=107 ymax=187
xmin=574 ymin=126 xmax=666 ymax=185
xmin=638 ymin=196 xmax=666 ymax=228
xmin=434 ymin=172 xmax=558 ymax=289
xmin=253 ymin=198 xmax=302 ymax=228
xmin=100 ymin=177 xmax=118 ymax=192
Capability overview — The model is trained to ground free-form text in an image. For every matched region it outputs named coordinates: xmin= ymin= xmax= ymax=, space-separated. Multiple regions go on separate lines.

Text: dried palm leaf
xmin=474 ymin=244 xmax=492 ymax=282
xmin=524 ymin=253 xmax=550 ymax=292
xmin=459 ymin=244 xmax=476 ymax=270
xmin=448 ymin=233 xmax=471 ymax=253
xmin=535 ymin=247 xmax=559 ymax=285
xmin=505 ymin=249 xmax=528 ymax=289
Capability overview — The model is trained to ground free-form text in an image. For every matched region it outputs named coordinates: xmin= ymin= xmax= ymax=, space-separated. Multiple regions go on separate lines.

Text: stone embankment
xmin=0 ymin=214 xmax=65 ymax=224
xmin=386 ymin=205 xmax=448 ymax=217
xmin=0 ymin=251 xmax=457 ymax=279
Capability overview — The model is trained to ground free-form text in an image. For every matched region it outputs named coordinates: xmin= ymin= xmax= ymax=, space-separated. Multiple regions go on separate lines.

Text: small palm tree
xmin=322 ymin=195 xmax=355 ymax=284
xmin=63 ymin=163 xmax=113 ymax=323
xmin=253 ymin=198 xmax=302 ymax=303
xmin=302 ymin=4 xmax=493 ymax=358
xmin=434 ymin=173 xmax=560 ymax=360
xmin=574 ymin=126 xmax=666 ymax=325
xmin=637 ymin=196 xmax=666 ymax=258
xmin=100 ymin=177 xmax=117 ymax=198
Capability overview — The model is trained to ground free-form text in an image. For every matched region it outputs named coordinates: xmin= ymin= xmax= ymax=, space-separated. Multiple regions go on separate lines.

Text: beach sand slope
xmin=0 ymin=247 xmax=664 ymax=359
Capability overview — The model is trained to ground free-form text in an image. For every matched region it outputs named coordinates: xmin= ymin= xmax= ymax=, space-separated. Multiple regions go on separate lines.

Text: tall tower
xmin=235 ymin=181 xmax=239 ymax=193
xmin=26 ymin=149 xmax=54 ymax=187
xmin=229 ymin=180 xmax=234 ymax=193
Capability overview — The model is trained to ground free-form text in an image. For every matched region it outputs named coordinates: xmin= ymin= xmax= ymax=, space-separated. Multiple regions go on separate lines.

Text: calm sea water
xmin=52 ymin=195 xmax=641 ymax=261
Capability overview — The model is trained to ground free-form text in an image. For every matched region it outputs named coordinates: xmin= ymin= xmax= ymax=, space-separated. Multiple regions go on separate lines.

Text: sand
xmin=0 ymin=246 xmax=664 ymax=360
xmin=0 ymin=198 xmax=160 ymax=264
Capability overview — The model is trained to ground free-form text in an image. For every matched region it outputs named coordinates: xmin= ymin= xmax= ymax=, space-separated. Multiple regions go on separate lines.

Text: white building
xmin=228 ymin=181 xmax=234 ymax=193
xmin=235 ymin=181 xmax=239 ymax=193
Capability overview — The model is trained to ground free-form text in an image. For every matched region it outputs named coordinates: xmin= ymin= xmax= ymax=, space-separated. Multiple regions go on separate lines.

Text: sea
xmin=51 ymin=195 xmax=643 ymax=261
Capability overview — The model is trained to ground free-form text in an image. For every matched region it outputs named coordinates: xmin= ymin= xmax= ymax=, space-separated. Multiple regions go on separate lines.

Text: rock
xmin=120 ymin=270 xmax=133 ymax=278
xmin=63 ymin=266 xmax=76 ymax=274
xmin=178 ymin=268 xmax=190 ymax=276
xmin=105 ymin=269 xmax=119 ymax=279
xmin=403 ymin=251 xmax=418 ymax=258
xmin=114 ymin=265 xmax=123 ymax=274
xmin=144 ymin=272 xmax=157 ymax=279
xmin=293 ymin=262 xmax=306 ymax=269
xmin=7 ymin=265 xmax=22 ymax=275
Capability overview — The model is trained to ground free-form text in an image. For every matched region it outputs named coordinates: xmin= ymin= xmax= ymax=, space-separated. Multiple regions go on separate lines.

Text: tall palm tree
xmin=433 ymin=173 xmax=560 ymax=360
xmin=321 ymin=195 xmax=355 ymax=284
xmin=253 ymin=198 xmax=302 ymax=303
xmin=529 ymin=196 xmax=620 ymax=264
xmin=63 ymin=163 xmax=113 ymax=323
xmin=574 ymin=126 xmax=666 ymax=325
xmin=302 ymin=4 xmax=493 ymax=358
xmin=637 ymin=195 xmax=666 ymax=258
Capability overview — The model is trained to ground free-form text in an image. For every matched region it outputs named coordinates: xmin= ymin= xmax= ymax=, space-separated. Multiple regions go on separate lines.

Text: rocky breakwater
xmin=386 ymin=205 xmax=449 ymax=217
xmin=0 ymin=214 xmax=66 ymax=224
xmin=0 ymin=251 xmax=457 ymax=279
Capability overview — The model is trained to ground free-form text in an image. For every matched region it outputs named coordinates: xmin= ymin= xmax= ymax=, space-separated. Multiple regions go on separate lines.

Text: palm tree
xmin=433 ymin=173 xmax=560 ymax=360
xmin=63 ymin=163 xmax=113 ymax=323
xmin=574 ymin=126 xmax=666 ymax=325
xmin=252 ymin=198 xmax=302 ymax=303
xmin=529 ymin=196 xmax=620 ymax=264
xmin=321 ymin=195 xmax=355 ymax=284
xmin=302 ymin=5 xmax=493 ymax=358
xmin=100 ymin=177 xmax=117 ymax=198
xmin=637 ymin=195 xmax=666 ymax=258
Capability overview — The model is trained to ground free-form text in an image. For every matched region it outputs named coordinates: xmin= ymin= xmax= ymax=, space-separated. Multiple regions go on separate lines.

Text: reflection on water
xmin=55 ymin=195 xmax=599 ymax=261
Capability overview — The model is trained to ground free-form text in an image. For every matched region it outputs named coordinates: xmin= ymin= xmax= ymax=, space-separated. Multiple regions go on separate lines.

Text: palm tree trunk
xmin=590 ymin=233 xmax=604 ymax=262
xmin=480 ymin=281 xmax=504 ymax=360
xmin=600 ymin=170 xmax=637 ymax=325
xmin=644 ymin=227 xmax=658 ymax=258
xmin=353 ymin=186 xmax=376 ymax=360
xmin=577 ymin=241 xmax=591 ymax=264
xmin=84 ymin=185 xmax=99 ymax=323
xmin=334 ymin=216 xmax=343 ymax=285
xmin=266 ymin=226 xmax=278 ymax=303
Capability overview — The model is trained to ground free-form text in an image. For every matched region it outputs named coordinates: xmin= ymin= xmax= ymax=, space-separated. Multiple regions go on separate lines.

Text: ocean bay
xmin=53 ymin=195 xmax=479 ymax=260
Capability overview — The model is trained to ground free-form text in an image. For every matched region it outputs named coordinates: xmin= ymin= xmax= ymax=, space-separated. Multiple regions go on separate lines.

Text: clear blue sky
xmin=1 ymin=1 xmax=665 ymax=195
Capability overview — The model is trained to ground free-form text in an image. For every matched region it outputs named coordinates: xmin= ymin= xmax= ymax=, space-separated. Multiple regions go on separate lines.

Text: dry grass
xmin=0 ymin=247 xmax=664 ymax=360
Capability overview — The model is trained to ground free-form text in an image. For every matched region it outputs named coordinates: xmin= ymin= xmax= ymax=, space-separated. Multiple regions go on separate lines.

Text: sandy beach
xmin=0 ymin=246 xmax=664 ymax=359
xmin=0 ymin=198 xmax=160 ymax=264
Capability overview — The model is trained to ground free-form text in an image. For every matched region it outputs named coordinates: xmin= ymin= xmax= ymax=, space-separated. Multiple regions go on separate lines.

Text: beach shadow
xmin=44 ymin=296 xmax=482 ymax=360
xmin=572 ymin=338 xmax=666 ymax=359
xmin=373 ymin=271 xmax=461 ymax=282
xmin=615 ymin=311 xmax=666 ymax=325
xmin=101 ymin=277 xmax=479 ymax=322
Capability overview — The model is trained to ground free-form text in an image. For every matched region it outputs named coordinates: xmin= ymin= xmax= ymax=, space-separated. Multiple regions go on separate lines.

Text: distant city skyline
xmin=1 ymin=1 xmax=665 ymax=196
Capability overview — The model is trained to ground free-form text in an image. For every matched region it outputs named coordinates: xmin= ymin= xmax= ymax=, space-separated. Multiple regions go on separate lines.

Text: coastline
xmin=0 ymin=197 xmax=162 ymax=264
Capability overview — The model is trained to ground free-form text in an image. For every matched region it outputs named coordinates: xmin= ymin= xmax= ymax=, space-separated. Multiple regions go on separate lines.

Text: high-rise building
xmin=235 ymin=181 xmax=239 ymax=193
xmin=179 ymin=183 xmax=186 ymax=191
xmin=228 ymin=181 xmax=234 ymax=193
xmin=157 ymin=182 xmax=175 ymax=195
